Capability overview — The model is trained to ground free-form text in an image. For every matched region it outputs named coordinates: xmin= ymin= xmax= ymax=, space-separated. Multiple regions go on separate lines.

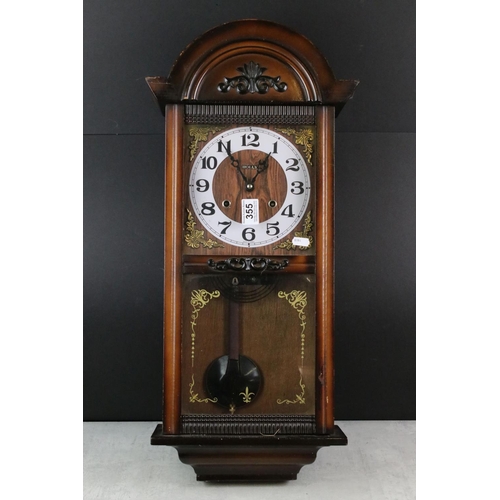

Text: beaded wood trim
xmin=185 ymin=104 xmax=315 ymax=124
xmin=181 ymin=414 xmax=315 ymax=435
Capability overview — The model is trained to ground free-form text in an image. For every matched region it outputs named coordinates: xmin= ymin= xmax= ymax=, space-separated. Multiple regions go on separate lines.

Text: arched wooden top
xmin=146 ymin=20 xmax=358 ymax=115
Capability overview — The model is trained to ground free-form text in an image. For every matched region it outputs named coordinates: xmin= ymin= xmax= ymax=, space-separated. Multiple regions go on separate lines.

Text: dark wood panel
xmin=181 ymin=274 xmax=316 ymax=419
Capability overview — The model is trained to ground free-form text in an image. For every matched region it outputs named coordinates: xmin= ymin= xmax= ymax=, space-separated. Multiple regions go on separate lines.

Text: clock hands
xmin=245 ymin=151 xmax=271 ymax=191
xmin=218 ymin=140 xmax=272 ymax=192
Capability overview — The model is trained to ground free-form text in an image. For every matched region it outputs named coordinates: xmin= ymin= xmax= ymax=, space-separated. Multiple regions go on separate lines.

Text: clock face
xmin=189 ymin=126 xmax=311 ymax=248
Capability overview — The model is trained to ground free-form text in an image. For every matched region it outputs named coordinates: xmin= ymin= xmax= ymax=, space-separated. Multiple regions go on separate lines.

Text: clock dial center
xmin=212 ymin=150 xmax=288 ymax=224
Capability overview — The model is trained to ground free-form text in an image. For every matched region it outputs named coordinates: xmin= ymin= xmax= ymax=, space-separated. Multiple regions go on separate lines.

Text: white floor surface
xmin=83 ymin=421 xmax=415 ymax=499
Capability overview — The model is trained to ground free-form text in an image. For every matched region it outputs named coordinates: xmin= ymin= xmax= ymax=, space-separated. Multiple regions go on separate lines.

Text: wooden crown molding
xmin=146 ymin=19 xmax=358 ymax=115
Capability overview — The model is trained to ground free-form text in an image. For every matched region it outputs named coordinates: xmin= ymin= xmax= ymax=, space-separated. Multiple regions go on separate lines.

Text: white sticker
xmin=242 ymin=199 xmax=259 ymax=225
xmin=292 ymin=236 xmax=311 ymax=247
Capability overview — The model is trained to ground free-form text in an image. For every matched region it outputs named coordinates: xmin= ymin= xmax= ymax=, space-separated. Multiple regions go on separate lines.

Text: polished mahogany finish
xmin=146 ymin=19 xmax=357 ymax=481
xmin=146 ymin=20 xmax=357 ymax=113
xmin=151 ymin=424 xmax=347 ymax=481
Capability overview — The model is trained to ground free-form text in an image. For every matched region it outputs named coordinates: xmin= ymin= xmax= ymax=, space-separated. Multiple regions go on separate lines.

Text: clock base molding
xmin=151 ymin=424 xmax=347 ymax=481
xmin=180 ymin=414 xmax=316 ymax=435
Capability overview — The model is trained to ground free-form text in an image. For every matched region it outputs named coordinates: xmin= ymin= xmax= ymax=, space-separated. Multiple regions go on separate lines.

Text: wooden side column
xmin=315 ymin=106 xmax=335 ymax=434
xmin=163 ymin=104 xmax=183 ymax=434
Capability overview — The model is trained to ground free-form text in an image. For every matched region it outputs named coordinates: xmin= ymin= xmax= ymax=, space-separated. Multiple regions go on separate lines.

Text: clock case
xmin=146 ymin=20 xmax=358 ymax=481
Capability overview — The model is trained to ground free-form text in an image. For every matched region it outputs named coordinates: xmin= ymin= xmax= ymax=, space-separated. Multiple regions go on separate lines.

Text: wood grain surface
xmin=181 ymin=274 xmax=316 ymax=416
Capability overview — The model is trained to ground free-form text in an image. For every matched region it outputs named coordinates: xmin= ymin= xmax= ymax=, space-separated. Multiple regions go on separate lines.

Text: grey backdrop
xmin=84 ymin=0 xmax=415 ymax=420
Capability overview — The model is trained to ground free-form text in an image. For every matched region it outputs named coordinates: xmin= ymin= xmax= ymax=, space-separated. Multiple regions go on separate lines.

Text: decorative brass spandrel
xmin=188 ymin=125 xmax=224 ymax=161
xmin=184 ymin=209 xmax=224 ymax=249
xmin=276 ymin=289 xmax=308 ymax=405
xmin=273 ymin=211 xmax=314 ymax=251
xmin=275 ymin=127 xmax=314 ymax=165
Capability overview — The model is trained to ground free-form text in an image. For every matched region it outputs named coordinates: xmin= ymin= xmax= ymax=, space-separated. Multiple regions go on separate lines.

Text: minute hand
xmin=246 ymin=151 xmax=271 ymax=190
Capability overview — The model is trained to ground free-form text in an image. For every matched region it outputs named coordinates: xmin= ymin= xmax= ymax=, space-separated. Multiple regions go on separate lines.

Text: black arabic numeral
xmin=195 ymin=179 xmax=209 ymax=192
xmin=201 ymin=156 xmax=218 ymax=170
xmin=281 ymin=204 xmax=295 ymax=218
xmin=291 ymin=181 xmax=305 ymax=195
xmin=285 ymin=158 xmax=300 ymax=171
xmin=201 ymin=202 xmax=216 ymax=216
xmin=266 ymin=221 xmax=280 ymax=236
xmin=242 ymin=227 xmax=256 ymax=241
xmin=241 ymin=133 xmax=260 ymax=147
xmin=218 ymin=220 xmax=232 ymax=235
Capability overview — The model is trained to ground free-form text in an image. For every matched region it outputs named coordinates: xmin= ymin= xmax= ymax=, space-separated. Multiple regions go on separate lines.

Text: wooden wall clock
xmin=146 ymin=19 xmax=358 ymax=481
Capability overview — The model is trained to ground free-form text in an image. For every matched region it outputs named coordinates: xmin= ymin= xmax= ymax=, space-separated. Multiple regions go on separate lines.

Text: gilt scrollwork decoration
xmin=277 ymin=376 xmax=306 ymax=405
xmin=276 ymin=290 xmax=308 ymax=405
xmin=273 ymin=211 xmax=313 ymax=251
xmin=188 ymin=125 xmax=224 ymax=161
xmin=218 ymin=61 xmax=288 ymax=95
xmin=188 ymin=289 xmax=220 ymax=404
xmin=184 ymin=209 xmax=224 ymax=249
xmin=275 ymin=127 xmax=314 ymax=165
xmin=189 ymin=375 xmax=218 ymax=404
xmin=190 ymin=288 xmax=221 ymax=366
